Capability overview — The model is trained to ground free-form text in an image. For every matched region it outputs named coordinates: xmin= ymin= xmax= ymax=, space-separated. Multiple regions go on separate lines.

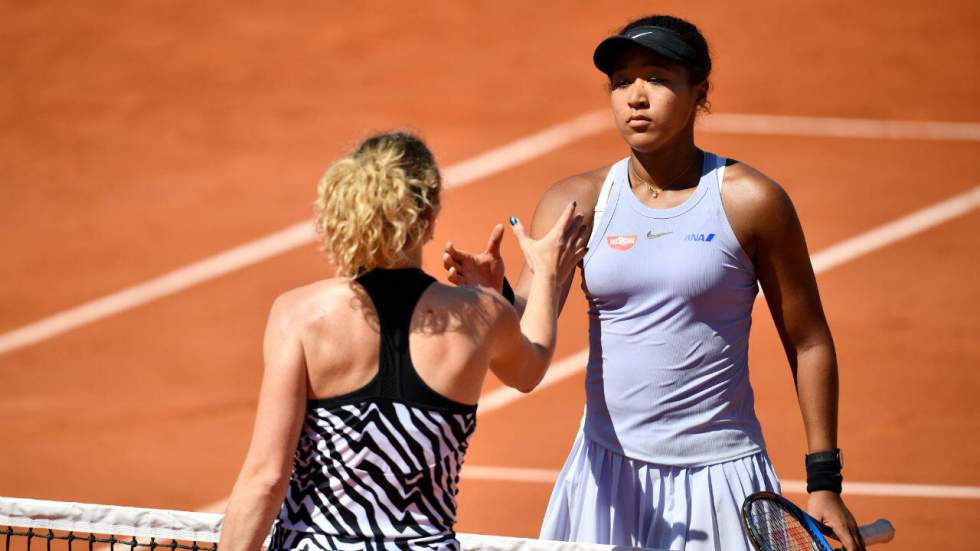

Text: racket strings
xmin=746 ymin=499 xmax=823 ymax=551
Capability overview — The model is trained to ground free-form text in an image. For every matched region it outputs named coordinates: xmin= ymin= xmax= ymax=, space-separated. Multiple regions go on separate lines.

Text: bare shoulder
xmin=722 ymin=161 xmax=793 ymax=212
xmin=529 ymin=165 xmax=613 ymax=237
xmin=413 ymin=281 xmax=512 ymax=334
xmin=539 ymin=165 xmax=611 ymax=209
xmin=424 ymin=281 xmax=509 ymax=316
xmin=268 ymin=277 xmax=362 ymax=330
xmin=722 ymin=160 xmax=803 ymax=253
xmin=723 ymin=160 xmax=800 ymax=229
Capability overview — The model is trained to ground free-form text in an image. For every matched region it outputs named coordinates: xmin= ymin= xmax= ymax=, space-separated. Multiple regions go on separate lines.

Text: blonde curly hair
xmin=314 ymin=132 xmax=442 ymax=278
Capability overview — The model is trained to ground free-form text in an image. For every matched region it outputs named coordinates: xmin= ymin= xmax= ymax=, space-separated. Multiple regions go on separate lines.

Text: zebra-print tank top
xmin=270 ymin=268 xmax=478 ymax=551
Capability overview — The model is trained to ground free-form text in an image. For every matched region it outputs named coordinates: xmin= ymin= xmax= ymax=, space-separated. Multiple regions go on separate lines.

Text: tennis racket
xmin=742 ymin=491 xmax=895 ymax=551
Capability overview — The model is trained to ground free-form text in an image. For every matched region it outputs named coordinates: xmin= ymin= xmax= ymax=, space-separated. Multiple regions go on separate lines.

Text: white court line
xmin=194 ymin=469 xmax=980 ymax=518
xmin=0 ymin=224 xmax=317 ymax=356
xmin=701 ymin=113 xmax=980 ymax=141
xmin=456 ymin=184 xmax=980 ymax=500
xmin=441 ymin=111 xmax=610 ymax=187
xmin=178 ymin=128 xmax=980 ymax=514
xmin=0 ymin=111 xmax=610 ymax=357
xmin=470 ymin=184 xmax=980 ymax=420
xmin=174 ymin=352 xmax=594 ymax=515
xmin=3 ymin=111 xmax=978 ymax=357
xmin=460 ymin=466 xmax=980 ymax=500
xmin=810 ymin=185 xmax=980 ymax=272
xmin=477 ymin=349 xmax=591 ymax=416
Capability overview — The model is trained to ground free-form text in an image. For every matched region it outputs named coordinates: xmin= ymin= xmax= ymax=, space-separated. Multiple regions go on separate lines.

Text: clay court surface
xmin=2 ymin=1 xmax=979 ymax=549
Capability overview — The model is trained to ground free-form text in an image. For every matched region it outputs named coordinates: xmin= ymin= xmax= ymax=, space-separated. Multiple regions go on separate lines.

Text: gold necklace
xmin=630 ymin=150 xmax=701 ymax=199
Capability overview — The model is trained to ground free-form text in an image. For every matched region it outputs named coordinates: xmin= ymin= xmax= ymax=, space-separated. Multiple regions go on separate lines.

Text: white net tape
xmin=0 ymin=497 xmax=660 ymax=551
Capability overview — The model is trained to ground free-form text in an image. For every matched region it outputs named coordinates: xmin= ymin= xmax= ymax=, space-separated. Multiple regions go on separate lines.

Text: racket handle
xmin=859 ymin=519 xmax=895 ymax=545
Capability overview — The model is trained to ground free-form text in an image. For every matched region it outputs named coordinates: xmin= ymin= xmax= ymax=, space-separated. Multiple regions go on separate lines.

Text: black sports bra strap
xmin=356 ymin=268 xmax=435 ymax=337
xmin=353 ymin=268 xmax=475 ymax=413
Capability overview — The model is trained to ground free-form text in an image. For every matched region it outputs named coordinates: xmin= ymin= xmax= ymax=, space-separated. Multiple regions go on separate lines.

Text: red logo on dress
xmin=607 ymin=234 xmax=638 ymax=251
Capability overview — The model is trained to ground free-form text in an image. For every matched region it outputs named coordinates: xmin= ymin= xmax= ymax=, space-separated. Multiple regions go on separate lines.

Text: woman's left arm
xmin=728 ymin=166 xmax=865 ymax=551
xmin=219 ymin=296 xmax=308 ymax=551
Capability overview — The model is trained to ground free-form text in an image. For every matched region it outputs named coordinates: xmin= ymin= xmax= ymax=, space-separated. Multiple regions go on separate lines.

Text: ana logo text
xmin=607 ymin=235 xmax=638 ymax=251
xmin=685 ymin=233 xmax=716 ymax=242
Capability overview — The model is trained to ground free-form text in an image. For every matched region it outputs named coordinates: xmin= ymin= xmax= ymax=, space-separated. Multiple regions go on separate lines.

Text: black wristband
xmin=501 ymin=277 xmax=516 ymax=305
xmin=805 ymin=449 xmax=842 ymax=469
xmin=806 ymin=470 xmax=843 ymax=494
xmin=806 ymin=449 xmax=843 ymax=494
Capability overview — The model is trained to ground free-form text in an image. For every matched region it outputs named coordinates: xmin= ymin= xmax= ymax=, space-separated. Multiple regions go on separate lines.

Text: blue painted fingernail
xmin=573 ymin=201 xmax=577 ymax=208
xmin=509 ymin=216 xmax=517 ymax=226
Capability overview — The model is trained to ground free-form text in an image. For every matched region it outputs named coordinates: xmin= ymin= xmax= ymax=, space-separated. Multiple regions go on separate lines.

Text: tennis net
xmin=0 ymin=496 xmax=656 ymax=551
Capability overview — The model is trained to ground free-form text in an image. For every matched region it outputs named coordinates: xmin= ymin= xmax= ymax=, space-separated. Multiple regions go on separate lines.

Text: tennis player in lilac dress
xmin=443 ymin=14 xmax=864 ymax=551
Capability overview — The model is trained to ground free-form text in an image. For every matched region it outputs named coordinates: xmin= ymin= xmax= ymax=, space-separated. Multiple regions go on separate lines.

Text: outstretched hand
xmin=509 ymin=202 xmax=587 ymax=283
xmin=443 ymin=224 xmax=506 ymax=290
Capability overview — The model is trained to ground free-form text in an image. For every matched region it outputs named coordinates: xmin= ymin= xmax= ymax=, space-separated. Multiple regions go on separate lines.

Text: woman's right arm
xmin=219 ymin=296 xmax=307 ymax=551
xmin=486 ymin=202 xmax=587 ymax=392
xmin=511 ymin=175 xmax=600 ymax=315
xmin=443 ymin=173 xmax=600 ymax=315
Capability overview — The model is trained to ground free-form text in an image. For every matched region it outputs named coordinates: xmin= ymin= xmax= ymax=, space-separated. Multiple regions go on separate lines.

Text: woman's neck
xmin=390 ymin=247 xmax=424 ymax=270
xmin=630 ymin=137 xmax=701 ymax=192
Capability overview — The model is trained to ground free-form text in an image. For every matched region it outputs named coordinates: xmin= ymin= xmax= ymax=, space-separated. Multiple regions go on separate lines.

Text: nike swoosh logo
xmin=646 ymin=231 xmax=673 ymax=239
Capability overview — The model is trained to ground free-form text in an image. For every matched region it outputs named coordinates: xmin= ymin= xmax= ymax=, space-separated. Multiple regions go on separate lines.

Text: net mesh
xmin=0 ymin=497 xmax=659 ymax=551
xmin=743 ymin=497 xmax=824 ymax=551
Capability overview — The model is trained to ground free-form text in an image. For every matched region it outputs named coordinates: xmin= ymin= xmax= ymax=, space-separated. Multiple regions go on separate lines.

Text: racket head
xmin=742 ymin=491 xmax=834 ymax=551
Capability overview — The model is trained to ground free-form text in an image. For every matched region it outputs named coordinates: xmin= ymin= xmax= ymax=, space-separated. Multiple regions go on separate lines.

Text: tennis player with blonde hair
xmin=219 ymin=131 xmax=587 ymax=550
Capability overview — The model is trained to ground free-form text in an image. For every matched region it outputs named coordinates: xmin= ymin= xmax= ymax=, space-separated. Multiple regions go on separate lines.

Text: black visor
xmin=593 ymin=26 xmax=700 ymax=76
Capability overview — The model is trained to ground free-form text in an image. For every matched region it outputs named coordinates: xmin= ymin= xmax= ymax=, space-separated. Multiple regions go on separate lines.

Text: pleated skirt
xmin=539 ymin=429 xmax=781 ymax=551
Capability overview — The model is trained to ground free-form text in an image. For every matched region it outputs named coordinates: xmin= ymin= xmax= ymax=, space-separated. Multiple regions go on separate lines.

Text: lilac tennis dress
xmin=539 ymin=153 xmax=780 ymax=550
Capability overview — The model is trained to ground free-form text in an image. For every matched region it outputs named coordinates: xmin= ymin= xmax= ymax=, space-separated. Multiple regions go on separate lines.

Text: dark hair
xmin=620 ymin=15 xmax=712 ymax=86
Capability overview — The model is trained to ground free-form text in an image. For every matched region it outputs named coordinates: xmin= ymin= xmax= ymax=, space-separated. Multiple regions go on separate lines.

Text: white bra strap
xmin=716 ymin=154 xmax=727 ymax=193
xmin=589 ymin=161 xmax=620 ymax=243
